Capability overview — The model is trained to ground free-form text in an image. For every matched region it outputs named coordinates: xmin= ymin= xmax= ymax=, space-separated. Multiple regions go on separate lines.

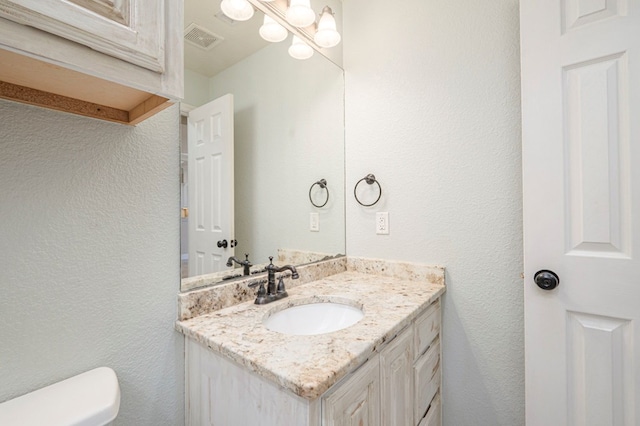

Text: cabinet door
xmin=417 ymin=393 xmax=441 ymax=426
xmin=414 ymin=338 xmax=441 ymax=422
xmin=186 ymin=339 xmax=313 ymax=426
xmin=380 ymin=326 xmax=414 ymax=426
xmin=414 ymin=300 xmax=440 ymax=358
xmin=0 ymin=0 xmax=164 ymax=72
xmin=323 ymin=356 xmax=381 ymax=426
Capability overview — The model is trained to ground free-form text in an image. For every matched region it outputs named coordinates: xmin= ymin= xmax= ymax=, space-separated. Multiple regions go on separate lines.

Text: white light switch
xmin=310 ymin=213 xmax=319 ymax=232
xmin=376 ymin=212 xmax=389 ymax=235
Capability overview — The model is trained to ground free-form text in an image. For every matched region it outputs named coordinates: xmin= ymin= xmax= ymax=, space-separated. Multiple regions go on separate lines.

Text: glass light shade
xmin=220 ymin=0 xmax=254 ymax=21
xmin=288 ymin=36 xmax=314 ymax=60
xmin=259 ymin=14 xmax=288 ymax=42
xmin=313 ymin=7 xmax=341 ymax=48
xmin=286 ymin=0 xmax=315 ymax=27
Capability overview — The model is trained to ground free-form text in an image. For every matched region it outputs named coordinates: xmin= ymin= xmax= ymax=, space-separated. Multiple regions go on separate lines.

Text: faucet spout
xmin=226 ymin=253 xmax=252 ymax=276
xmin=275 ymin=264 xmax=299 ymax=279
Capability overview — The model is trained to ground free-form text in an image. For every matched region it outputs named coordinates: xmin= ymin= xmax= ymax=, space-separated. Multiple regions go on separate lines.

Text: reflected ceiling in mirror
xmin=184 ymin=0 xmax=343 ymax=76
xmin=181 ymin=2 xmax=345 ymax=292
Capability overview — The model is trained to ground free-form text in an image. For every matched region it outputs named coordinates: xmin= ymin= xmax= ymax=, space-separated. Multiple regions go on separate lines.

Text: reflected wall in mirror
xmin=180 ymin=1 xmax=345 ymax=292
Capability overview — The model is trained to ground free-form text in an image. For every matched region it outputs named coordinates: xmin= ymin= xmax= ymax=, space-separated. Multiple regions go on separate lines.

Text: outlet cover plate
xmin=376 ymin=212 xmax=389 ymax=235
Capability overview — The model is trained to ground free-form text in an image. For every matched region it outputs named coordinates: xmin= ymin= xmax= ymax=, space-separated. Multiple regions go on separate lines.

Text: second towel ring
xmin=354 ymin=174 xmax=382 ymax=207
xmin=309 ymin=179 xmax=329 ymax=208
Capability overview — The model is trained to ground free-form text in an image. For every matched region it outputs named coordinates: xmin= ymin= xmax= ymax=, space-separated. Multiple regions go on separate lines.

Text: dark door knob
xmin=217 ymin=239 xmax=228 ymax=249
xmin=534 ymin=270 xmax=559 ymax=290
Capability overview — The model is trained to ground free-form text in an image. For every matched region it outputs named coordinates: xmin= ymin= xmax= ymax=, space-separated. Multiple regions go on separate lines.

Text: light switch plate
xmin=310 ymin=213 xmax=319 ymax=232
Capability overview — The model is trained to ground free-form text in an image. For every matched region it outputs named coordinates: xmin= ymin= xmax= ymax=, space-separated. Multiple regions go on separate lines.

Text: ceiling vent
xmin=184 ymin=23 xmax=224 ymax=50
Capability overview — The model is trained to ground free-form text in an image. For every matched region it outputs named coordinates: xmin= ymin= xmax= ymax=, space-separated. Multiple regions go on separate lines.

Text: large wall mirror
xmin=180 ymin=0 xmax=345 ymax=292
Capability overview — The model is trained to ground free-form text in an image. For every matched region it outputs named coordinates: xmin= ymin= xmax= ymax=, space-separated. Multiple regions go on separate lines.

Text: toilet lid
xmin=0 ymin=367 xmax=120 ymax=426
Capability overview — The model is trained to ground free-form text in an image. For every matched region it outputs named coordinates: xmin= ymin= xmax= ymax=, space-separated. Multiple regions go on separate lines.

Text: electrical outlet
xmin=376 ymin=212 xmax=389 ymax=235
xmin=310 ymin=213 xmax=319 ymax=232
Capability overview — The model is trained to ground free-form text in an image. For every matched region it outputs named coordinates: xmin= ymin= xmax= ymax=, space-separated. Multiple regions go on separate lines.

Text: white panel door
xmin=0 ymin=0 xmax=164 ymax=72
xmin=187 ymin=94 xmax=234 ymax=277
xmin=521 ymin=1 xmax=640 ymax=425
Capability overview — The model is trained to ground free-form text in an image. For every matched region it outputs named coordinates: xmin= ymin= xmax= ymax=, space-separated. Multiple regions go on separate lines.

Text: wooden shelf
xmin=0 ymin=48 xmax=172 ymax=125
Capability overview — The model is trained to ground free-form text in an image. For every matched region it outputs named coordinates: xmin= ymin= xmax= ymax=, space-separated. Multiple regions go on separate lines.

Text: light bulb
xmin=289 ymin=36 xmax=314 ymax=60
xmin=314 ymin=6 xmax=340 ymax=48
xmin=259 ymin=14 xmax=288 ymax=42
xmin=220 ymin=0 xmax=254 ymax=21
xmin=286 ymin=0 xmax=315 ymax=27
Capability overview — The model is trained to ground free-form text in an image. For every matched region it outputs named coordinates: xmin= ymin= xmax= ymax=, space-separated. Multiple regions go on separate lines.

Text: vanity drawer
xmin=417 ymin=393 xmax=441 ymax=426
xmin=414 ymin=338 xmax=441 ymax=422
xmin=414 ymin=300 xmax=440 ymax=358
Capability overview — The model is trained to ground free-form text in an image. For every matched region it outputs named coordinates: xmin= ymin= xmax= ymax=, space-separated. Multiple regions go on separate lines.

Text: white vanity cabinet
xmin=0 ymin=0 xmax=182 ymax=125
xmin=322 ymin=356 xmax=381 ymax=426
xmin=322 ymin=299 xmax=442 ymax=426
xmin=380 ymin=326 xmax=414 ymax=425
xmin=413 ymin=300 xmax=442 ymax=425
xmin=322 ymin=326 xmax=415 ymax=426
xmin=185 ymin=298 xmax=442 ymax=426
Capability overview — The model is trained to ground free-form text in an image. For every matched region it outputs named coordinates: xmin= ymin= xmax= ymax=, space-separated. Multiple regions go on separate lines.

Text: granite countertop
xmin=176 ymin=267 xmax=445 ymax=400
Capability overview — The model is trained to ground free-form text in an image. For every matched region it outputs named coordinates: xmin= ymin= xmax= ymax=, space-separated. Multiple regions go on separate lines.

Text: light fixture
xmin=220 ymin=0 xmax=254 ymax=21
xmin=288 ymin=36 xmax=313 ymax=60
xmin=259 ymin=14 xmax=288 ymax=42
xmin=246 ymin=2 xmax=342 ymax=60
xmin=286 ymin=0 xmax=315 ymax=27
xmin=314 ymin=6 xmax=340 ymax=48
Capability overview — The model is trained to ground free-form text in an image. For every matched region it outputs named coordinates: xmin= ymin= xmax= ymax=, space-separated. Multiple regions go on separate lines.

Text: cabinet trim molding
xmin=0 ymin=0 xmax=165 ymax=72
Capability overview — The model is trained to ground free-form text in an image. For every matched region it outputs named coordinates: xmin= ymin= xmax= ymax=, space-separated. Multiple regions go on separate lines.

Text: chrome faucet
xmin=226 ymin=253 xmax=252 ymax=276
xmin=253 ymin=256 xmax=299 ymax=305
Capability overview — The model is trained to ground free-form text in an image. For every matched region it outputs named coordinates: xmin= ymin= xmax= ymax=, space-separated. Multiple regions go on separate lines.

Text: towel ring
xmin=309 ymin=179 xmax=329 ymax=208
xmin=354 ymin=174 xmax=382 ymax=207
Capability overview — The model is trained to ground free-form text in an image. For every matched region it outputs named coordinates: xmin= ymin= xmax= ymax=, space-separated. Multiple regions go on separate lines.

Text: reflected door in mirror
xmin=187 ymin=94 xmax=235 ymax=276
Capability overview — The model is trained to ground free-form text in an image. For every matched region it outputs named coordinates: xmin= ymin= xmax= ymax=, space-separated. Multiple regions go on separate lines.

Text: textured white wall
xmin=343 ymin=1 xmax=524 ymax=425
xmin=0 ymin=100 xmax=184 ymax=425
xmin=209 ymin=41 xmax=345 ymax=265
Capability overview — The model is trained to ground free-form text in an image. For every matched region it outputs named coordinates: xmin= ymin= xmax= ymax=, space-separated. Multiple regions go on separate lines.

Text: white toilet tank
xmin=0 ymin=367 xmax=120 ymax=426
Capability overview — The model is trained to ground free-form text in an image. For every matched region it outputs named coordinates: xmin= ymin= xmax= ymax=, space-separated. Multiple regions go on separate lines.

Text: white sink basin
xmin=263 ymin=301 xmax=364 ymax=336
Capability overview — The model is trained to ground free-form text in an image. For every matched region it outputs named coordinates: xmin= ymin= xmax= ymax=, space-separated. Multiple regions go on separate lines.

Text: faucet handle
xmin=265 ymin=256 xmax=275 ymax=272
xmin=249 ymin=279 xmax=268 ymax=304
xmin=276 ymin=277 xmax=287 ymax=295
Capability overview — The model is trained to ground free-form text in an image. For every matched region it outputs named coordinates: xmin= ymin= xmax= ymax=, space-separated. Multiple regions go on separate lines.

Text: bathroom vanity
xmin=176 ymin=257 xmax=445 ymax=426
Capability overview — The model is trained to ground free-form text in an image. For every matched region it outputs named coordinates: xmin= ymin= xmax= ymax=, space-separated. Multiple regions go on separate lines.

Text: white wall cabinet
xmin=185 ymin=299 xmax=442 ymax=426
xmin=0 ymin=0 xmax=183 ymax=125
